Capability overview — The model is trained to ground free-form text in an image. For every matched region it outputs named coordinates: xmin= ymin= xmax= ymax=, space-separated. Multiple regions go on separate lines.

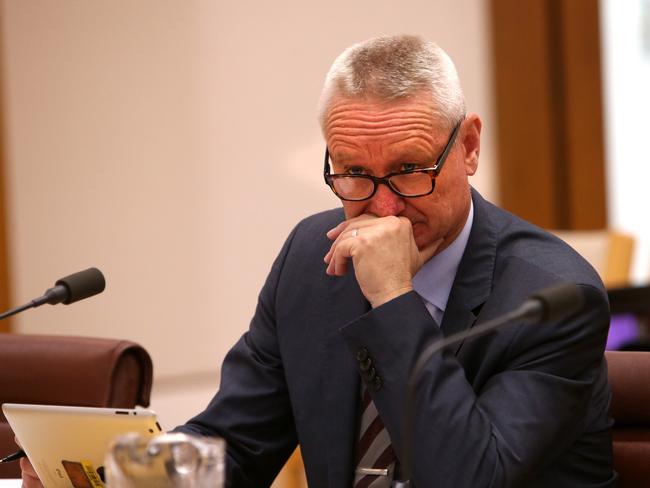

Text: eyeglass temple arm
xmin=433 ymin=120 xmax=462 ymax=172
xmin=323 ymin=147 xmax=331 ymax=182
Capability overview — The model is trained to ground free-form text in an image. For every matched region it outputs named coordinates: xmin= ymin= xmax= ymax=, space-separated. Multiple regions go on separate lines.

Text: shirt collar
xmin=412 ymin=199 xmax=474 ymax=314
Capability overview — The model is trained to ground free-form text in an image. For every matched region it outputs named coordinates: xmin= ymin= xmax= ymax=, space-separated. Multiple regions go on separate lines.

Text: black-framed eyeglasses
xmin=323 ymin=120 xmax=462 ymax=201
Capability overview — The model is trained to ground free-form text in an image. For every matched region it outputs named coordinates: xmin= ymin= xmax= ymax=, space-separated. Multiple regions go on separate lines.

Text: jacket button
xmin=359 ymin=357 xmax=372 ymax=372
xmin=363 ymin=367 xmax=376 ymax=382
xmin=373 ymin=376 xmax=383 ymax=391
xmin=356 ymin=348 xmax=369 ymax=362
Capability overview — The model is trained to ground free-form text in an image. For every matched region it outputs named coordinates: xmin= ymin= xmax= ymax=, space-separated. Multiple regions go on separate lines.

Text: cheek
xmin=408 ymin=197 xmax=451 ymax=239
xmin=408 ymin=197 xmax=440 ymax=224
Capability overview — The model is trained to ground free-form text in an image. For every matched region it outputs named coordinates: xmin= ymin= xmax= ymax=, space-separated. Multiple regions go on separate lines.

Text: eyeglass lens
xmin=331 ymin=172 xmax=433 ymax=200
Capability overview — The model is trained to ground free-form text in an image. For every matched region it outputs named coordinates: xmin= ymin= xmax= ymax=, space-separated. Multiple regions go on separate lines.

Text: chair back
xmin=0 ymin=333 xmax=153 ymax=478
xmin=606 ymin=350 xmax=650 ymax=487
xmin=552 ymin=230 xmax=634 ymax=287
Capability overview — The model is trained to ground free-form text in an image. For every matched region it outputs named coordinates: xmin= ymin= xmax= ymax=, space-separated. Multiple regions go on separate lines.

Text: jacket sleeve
xmin=339 ymin=278 xmax=612 ymax=488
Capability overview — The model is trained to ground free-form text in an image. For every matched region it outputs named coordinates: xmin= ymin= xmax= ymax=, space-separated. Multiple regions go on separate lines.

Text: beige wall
xmin=0 ymin=0 xmax=496 ymax=427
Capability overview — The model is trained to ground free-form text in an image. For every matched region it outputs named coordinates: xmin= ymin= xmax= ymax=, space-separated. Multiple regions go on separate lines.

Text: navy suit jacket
xmin=180 ymin=189 xmax=615 ymax=487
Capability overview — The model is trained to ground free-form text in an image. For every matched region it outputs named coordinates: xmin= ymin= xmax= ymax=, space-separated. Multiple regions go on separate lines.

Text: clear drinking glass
xmin=105 ymin=432 xmax=225 ymax=487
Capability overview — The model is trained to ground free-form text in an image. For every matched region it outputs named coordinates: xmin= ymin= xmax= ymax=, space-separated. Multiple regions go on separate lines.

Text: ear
xmin=460 ymin=113 xmax=481 ymax=176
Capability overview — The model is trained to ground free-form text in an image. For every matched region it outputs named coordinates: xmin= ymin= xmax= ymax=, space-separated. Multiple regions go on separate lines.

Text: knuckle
xmin=398 ymin=217 xmax=413 ymax=233
xmin=383 ymin=215 xmax=401 ymax=230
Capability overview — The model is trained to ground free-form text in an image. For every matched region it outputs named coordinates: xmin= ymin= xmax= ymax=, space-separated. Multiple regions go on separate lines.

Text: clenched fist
xmin=324 ymin=214 xmax=441 ymax=308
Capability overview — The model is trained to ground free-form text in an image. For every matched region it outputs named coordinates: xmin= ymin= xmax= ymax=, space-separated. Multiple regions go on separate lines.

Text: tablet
xmin=2 ymin=403 xmax=163 ymax=488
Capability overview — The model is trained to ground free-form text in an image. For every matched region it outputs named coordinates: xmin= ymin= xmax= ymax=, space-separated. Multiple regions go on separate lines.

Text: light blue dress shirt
xmin=412 ymin=200 xmax=474 ymax=325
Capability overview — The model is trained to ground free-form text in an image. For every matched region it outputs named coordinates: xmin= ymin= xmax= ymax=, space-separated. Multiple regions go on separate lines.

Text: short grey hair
xmin=318 ymin=35 xmax=466 ymax=130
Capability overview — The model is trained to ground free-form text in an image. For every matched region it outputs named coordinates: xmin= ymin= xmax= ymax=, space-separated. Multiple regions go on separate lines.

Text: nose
xmin=367 ymin=183 xmax=406 ymax=217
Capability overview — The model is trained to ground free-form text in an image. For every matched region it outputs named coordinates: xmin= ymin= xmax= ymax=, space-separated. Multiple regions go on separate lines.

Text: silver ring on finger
xmin=351 ymin=228 xmax=358 ymax=238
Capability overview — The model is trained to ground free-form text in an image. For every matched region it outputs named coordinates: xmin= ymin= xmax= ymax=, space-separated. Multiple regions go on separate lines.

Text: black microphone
xmin=0 ymin=268 xmax=106 ymax=321
xmin=395 ymin=282 xmax=585 ymax=487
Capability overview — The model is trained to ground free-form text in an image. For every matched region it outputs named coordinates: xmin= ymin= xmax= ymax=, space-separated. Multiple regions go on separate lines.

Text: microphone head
xmin=55 ymin=267 xmax=106 ymax=305
xmin=530 ymin=282 xmax=585 ymax=322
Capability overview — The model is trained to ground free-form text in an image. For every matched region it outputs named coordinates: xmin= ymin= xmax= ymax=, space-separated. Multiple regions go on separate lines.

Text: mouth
xmin=410 ymin=221 xmax=425 ymax=231
xmin=410 ymin=222 xmax=426 ymax=242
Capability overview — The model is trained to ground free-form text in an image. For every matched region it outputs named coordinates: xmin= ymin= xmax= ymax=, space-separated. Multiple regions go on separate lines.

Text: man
xmin=22 ymin=35 xmax=615 ymax=487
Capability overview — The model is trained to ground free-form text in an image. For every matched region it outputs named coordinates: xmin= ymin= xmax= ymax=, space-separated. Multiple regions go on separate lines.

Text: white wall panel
xmin=0 ymin=0 xmax=497 ymax=413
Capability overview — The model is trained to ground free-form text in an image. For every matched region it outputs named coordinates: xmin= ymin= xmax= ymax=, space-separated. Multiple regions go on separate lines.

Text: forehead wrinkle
xmin=326 ymin=98 xmax=434 ymax=115
xmin=328 ymin=139 xmax=362 ymax=158
xmin=325 ymin=117 xmax=434 ymax=131
xmin=324 ymin=98 xmax=447 ymax=164
xmin=327 ymin=128 xmax=434 ymax=156
xmin=328 ymin=132 xmax=436 ymax=164
xmin=326 ymin=104 xmax=435 ymax=122
xmin=326 ymin=123 xmax=436 ymax=140
xmin=325 ymin=110 xmax=435 ymax=132
xmin=325 ymin=109 xmax=438 ymax=147
xmin=387 ymin=135 xmax=436 ymax=157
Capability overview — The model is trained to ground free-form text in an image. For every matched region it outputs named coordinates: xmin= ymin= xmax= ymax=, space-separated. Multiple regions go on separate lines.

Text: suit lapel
xmin=441 ymin=189 xmax=498 ymax=352
xmin=321 ymin=270 xmax=369 ymax=487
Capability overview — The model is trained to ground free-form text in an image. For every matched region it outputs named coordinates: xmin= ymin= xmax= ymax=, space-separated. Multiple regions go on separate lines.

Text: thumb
xmin=418 ymin=238 xmax=444 ymax=266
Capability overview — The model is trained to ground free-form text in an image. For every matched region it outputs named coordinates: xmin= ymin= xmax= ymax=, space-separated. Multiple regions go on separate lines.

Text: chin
xmin=414 ymin=226 xmax=442 ymax=250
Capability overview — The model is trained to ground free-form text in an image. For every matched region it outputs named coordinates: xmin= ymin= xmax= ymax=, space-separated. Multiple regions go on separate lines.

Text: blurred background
xmin=0 ymin=0 xmax=648 ymax=484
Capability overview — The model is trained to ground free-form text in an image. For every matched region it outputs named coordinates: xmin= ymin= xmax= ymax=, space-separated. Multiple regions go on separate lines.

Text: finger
xmin=20 ymin=456 xmax=34 ymax=475
xmin=326 ymin=231 xmax=360 ymax=276
xmin=324 ymin=227 xmax=360 ymax=265
xmin=331 ymin=238 xmax=352 ymax=276
xmin=326 ymin=240 xmax=349 ymax=275
xmin=326 ymin=214 xmax=378 ymax=241
xmin=326 ymin=220 xmax=349 ymax=240
xmin=325 ymin=214 xmax=379 ymax=266
xmin=20 ymin=456 xmax=42 ymax=488
xmin=328 ymin=254 xmax=347 ymax=276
